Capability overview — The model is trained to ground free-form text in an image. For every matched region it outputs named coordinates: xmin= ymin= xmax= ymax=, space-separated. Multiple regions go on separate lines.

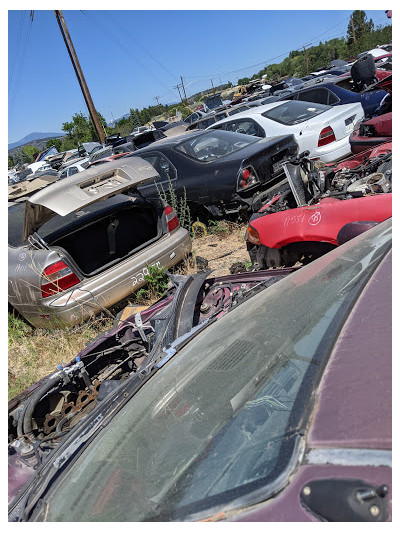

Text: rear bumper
xmin=22 ymin=228 xmax=192 ymax=329
xmin=312 ymin=135 xmax=352 ymax=163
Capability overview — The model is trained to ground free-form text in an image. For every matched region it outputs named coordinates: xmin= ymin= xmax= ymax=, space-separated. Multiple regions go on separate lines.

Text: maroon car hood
xmin=308 ymin=250 xmax=391 ymax=449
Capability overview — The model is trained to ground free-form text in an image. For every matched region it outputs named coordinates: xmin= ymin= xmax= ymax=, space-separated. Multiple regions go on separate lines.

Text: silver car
xmin=8 ymin=157 xmax=192 ymax=329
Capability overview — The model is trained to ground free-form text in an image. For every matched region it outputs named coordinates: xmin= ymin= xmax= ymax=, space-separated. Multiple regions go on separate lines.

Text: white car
xmin=130 ymin=126 xmax=151 ymax=137
xmin=58 ymin=158 xmax=90 ymax=179
xmin=207 ymin=100 xmax=364 ymax=163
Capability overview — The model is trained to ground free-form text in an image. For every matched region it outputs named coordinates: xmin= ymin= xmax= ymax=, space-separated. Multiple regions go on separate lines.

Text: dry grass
xmin=8 ymin=314 xmax=114 ymax=400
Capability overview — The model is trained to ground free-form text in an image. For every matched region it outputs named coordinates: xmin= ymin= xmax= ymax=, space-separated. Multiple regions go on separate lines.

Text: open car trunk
xmin=41 ymin=196 xmax=163 ymax=276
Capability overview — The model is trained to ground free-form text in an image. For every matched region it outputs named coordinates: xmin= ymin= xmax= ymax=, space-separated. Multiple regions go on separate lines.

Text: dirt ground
xmin=191 ymin=222 xmax=249 ymax=277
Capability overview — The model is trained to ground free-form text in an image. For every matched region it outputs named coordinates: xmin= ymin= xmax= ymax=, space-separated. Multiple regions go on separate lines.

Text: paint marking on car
xmin=130 ymin=261 xmax=162 ymax=287
xmin=284 ymin=213 xmax=306 ymax=227
xmin=308 ymin=211 xmax=322 ymax=225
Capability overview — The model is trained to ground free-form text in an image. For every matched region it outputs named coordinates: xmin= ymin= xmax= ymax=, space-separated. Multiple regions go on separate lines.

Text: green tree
xmin=347 ymin=10 xmax=374 ymax=45
xmin=62 ymin=111 xmax=108 ymax=146
xmin=46 ymin=138 xmax=63 ymax=151
xmin=8 ymin=155 xmax=14 ymax=168
xmin=13 ymin=150 xmax=29 ymax=166
xmin=22 ymin=145 xmax=40 ymax=163
xmin=130 ymin=108 xmax=142 ymax=128
xmin=59 ymin=137 xmax=76 ymax=152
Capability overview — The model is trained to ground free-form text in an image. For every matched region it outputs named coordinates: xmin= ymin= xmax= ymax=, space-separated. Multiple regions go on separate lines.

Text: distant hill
xmin=8 ymin=132 xmax=65 ymax=151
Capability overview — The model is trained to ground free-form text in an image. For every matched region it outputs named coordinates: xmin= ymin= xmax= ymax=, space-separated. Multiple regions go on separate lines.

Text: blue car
xmin=279 ymin=75 xmax=387 ymax=118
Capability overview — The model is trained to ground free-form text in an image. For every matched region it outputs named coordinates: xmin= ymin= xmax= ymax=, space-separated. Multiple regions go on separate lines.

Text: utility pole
xmin=180 ymin=76 xmax=187 ymax=101
xmin=54 ymin=10 xmax=105 ymax=143
xmin=351 ymin=15 xmax=356 ymax=43
xmin=303 ymin=46 xmax=310 ymax=75
xmin=173 ymin=84 xmax=184 ymax=103
xmin=210 ymin=78 xmax=215 ymax=94
xmin=153 ymin=96 xmax=162 ymax=110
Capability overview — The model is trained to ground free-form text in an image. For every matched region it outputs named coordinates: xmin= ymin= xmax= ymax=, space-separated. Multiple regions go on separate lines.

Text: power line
xmin=80 ymin=10 xmax=178 ymax=103
xmin=9 ymin=10 xmax=26 ymax=87
xmin=182 ymin=15 xmax=357 ymax=80
xmin=105 ymin=10 xmax=178 ymax=83
xmin=9 ymin=11 xmax=33 ymax=124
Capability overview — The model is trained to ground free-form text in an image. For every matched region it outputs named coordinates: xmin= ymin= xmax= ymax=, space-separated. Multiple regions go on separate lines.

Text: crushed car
xmin=245 ymin=147 xmax=391 ymax=267
xmin=8 ymin=157 xmax=192 ymax=329
xmin=8 ymin=219 xmax=392 ymax=521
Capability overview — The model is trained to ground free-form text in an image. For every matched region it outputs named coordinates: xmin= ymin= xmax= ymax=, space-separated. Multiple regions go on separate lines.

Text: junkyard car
xmin=208 ymin=100 xmax=364 ymax=163
xmin=350 ymin=112 xmax=392 ymax=154
xmin=126 ymin=129 xmax=298 ymax=218
xmin=58 ymin=159 xmax=90 ymax=179
xmin=8 ymin=218 xmax=391 ymax=521
xmin=8 ymin=170 xmax=60 ymax=202
xmin=278 ymin=75 xmax=388 ymax=118
xmin=8 ymin=157 xmax=192 ymax=329
xmin=245 ymin=148 xmax=392 ymax=267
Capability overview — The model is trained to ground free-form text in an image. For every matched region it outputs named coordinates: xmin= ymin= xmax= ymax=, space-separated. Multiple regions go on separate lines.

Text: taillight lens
xmin=41 ymin=260 xmax=80 ymax=298
xmin=246 ymin=225 xmax=261 ymax=245
xmin=164 ymin=205 xmax=179 ymax=232
xmin=318 ymin=126 xmax=336 ymax=147
xmin=238 ymin=166 xmax=259 ymax=191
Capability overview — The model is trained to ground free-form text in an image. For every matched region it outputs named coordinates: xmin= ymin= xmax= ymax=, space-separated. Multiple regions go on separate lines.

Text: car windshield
xmin=174 ymin=130 xmax=258 ymax=162
xmin=42 ymin=220 xmax=391 ymax=522
xmin=261 ymin=100 xmax=330 ymax=125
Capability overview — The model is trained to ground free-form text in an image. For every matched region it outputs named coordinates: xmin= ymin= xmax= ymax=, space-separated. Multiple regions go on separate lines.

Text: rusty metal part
xmin=43 ymin=412 xmax=63 ymax=434
xmin=75 ymin=389 xmax=96 ymax=410
xmin=60 ymin=402 xmax=77 ymax=417
xmin=92 ymin=379 xmax=101 ymax=395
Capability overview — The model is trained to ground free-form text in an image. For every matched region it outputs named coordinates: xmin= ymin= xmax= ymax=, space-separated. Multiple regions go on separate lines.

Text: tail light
xmin=164 ymin=205 xmax=179 ymax=232
xmin=238 ymin=166 xmax=260 ymax=191
xmin=246 ymin=225 xmax=261 ymax=245
xmin=41 ymin=260 xmax=80 ymax=299
xmin=318 ymin=126 xmax=336 ymax=147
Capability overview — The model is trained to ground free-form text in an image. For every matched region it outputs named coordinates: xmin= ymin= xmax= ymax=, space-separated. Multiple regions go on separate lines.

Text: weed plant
xmin=155 ymin=178 xmax=192 ymax=233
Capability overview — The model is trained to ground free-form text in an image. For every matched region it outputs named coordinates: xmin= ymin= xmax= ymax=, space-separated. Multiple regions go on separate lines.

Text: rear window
xmin=261 ymin=100 xmax=330 ymax=125
xmin=174 ymin=130 xmax=258 ymax=162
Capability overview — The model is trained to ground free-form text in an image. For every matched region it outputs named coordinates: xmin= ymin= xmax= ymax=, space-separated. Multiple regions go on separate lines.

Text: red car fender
xmin=250 ymin=194 xmax=392 ymax=248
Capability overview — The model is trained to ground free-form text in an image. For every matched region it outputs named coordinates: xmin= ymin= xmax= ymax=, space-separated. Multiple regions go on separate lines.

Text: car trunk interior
xmin=41 ymin=196 xmax=162 ymax=276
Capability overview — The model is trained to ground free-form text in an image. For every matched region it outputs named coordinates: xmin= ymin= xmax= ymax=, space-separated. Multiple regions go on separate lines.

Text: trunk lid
xmin=22 ymin=157 xmax=159 ymax=241
xmin=302 ymin=102 xmax=364 ymax=141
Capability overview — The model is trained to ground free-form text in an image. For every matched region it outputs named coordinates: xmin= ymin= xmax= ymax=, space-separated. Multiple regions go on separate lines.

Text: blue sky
xmin=8 ymin=7 xmax=391 ymax=143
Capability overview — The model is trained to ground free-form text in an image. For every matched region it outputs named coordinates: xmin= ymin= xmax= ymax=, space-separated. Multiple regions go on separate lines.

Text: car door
xmin=136 ymin=152 xmax=178 ymax=200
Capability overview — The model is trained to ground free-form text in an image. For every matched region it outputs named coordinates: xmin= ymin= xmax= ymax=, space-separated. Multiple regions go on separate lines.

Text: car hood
xmin=22 ymin=157 xmax=159 ymax=241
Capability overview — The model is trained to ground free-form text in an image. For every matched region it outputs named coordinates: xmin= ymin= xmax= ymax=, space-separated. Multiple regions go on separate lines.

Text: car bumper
xmin=22 ymin=228 xmax=192 ymax=329
xmin=312 ymin=135 xmax=352 ymax=164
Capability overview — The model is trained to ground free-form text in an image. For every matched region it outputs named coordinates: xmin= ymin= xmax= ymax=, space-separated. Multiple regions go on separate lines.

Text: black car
xmin=123 ymin=129 xmax=298 ymax=217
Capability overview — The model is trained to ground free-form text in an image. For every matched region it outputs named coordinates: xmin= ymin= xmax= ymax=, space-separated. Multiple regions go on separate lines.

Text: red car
xmin=350 ymin=113 xmax=392 ymax=154
xmin=246 ymin=149 xmax=392 ymax=267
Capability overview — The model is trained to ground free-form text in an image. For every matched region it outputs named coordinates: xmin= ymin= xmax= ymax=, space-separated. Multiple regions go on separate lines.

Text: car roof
xmin=132 ymin=130 xmax=202 ymax=151
xmin=207 ymin=100 xmax=289 ymax=127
